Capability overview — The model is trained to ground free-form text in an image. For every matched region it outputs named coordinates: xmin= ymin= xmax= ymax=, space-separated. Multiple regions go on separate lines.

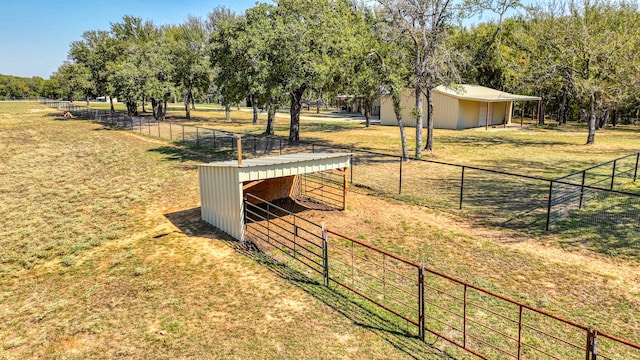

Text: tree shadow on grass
xmin=163 ymin=207 xmax=460 ymax=359
xmin=148 ymin=145 xmax=226 ymax=163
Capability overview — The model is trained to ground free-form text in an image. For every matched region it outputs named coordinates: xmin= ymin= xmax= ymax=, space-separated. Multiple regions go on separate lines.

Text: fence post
xmin=591 ymin=330 xmax=598 ymax=360
xmin=157 ymin=121 xmax=161 ymax=138
xmin=253 ymin=136 xmax=257 ymax=154
xmin=213 ymin=130 xmax=216 ymax=150
xmin=634 ymin=153 xmax=639 ymax=182
xmin=279 ymin=138 xmax=282 ymax=155
xmin=322 ymin=224 xmax=329 ymax=287
xmin=459 ymin=166 xmax=465 ymax=210
xmin=463 ymin=284 xmax=467 ymax=348
xmin=399 ymin=157 xmax=403 ymax=195
xmin=312 ymin=143 xmax=315 ymax=153
xmin=182 ymin=125 xmax=185 ymax=142
xmin=585 ymin=329 xmax=597 ymax=360
xmin=418 ymin=263 xmax=425 ymax=342
xmin=517 ymin=306 xmax=523 ymax=359
xmin=579 ymin=170 xmax=586 ymax=209
xmin=169 ymin=122 xmax=172 ymax=140
xmin=546 ymin=181 xmax=554 ymax=231
xmin=610 ymin=160 xmax=617 ymax=190
xmin=196 ymin=127 xmax=200 ymax=147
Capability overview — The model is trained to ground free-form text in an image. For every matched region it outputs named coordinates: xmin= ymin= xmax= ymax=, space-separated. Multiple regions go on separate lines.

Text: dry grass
xmin=21 ymin=100 xmax=639 ymax=358
xmin=0 ymin=102 xmax=435 ymax=359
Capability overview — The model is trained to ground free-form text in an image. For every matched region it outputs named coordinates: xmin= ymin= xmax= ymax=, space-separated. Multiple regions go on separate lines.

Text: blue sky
xmin=0 ymin=0 xmax=256 ymax=79
xmin=0 ymin=0 xmax=531 ymax=79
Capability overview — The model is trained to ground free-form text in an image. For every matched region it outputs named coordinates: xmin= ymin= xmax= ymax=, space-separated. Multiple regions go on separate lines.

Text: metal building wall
xmin=432 ymin=91 xmax=459 ymax=129
xmin=199 ymin=165 xmax=244 ymax=240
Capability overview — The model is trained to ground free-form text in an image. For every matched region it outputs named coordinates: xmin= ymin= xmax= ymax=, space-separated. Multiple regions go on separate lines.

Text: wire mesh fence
xmin=38 ymin=98 xmax=640 ymax=245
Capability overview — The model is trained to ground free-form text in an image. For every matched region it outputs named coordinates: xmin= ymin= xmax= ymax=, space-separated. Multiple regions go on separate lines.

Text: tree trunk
xmin=264 ymin=103 xmax=276 ymax=135
xmin=151 ymin=98 xmax=157 ymax=119
xmin=538 ymin=89 xmax=548 ymax=126
xmin=127 ymin=98 xmax=138 ymax=116
xmin=558 ymin=89 xmax=568 ymax=125
xmin=611 ymin=109 xmax=617 ymax=127
xmin=225 ymin=104 xmax=231 ymax=121
xmin=391 ymin=88 xmax=409 ymax=160
xmin=109 ymin=96 xmax=115 ymax=112
xmin=162 ymin=97 xmax=168 ymax=121
xmin=184 ymin=91 xmax=191 ymax=120
xmin=424 ymin=88 xmax=434 ymax=152
xmin=86 ymin=96 xmax=90 ymax=107
xmin=586 ymin=94 xmax=596 ymax=145
xmin=414 ymin=84 xmax=423 ymax=158
xmin=142 ymin=96 xmax=146 ymax=113
xmin=364 ymin=98 xmax=371 ymax=128
xmin=289 ymin=86 xmax=306 ymax=145
xmin=317 ymin=90 xmax=321 ymax=114
xmin=191 ymin=95 xmax=195 ymax=110
xmin=251 ymin=93 xmax=258 ymax=124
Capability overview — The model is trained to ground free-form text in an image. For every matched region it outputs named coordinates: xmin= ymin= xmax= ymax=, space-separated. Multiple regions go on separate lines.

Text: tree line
xmin=0 ymin=74 xmax=61 ymax=99
xmin=41 ymin=0 xmax=640 ymax=153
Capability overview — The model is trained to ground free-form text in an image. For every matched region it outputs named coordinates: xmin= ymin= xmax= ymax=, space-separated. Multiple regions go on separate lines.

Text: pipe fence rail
xmin=39 ymin=98 xmax=639 ymax=246
xmin=243 ymin=194 xmax=640 ymax=359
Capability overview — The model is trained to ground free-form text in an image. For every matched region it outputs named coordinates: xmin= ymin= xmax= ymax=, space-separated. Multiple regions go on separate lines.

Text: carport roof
xmin=434 ymin=84 xmax=541 ymax=102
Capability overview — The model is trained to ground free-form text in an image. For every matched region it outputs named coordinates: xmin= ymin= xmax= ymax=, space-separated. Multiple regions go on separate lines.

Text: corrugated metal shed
xmin=380 ymin=85 xmax=540 ymax=129
xmin=199 ymin=153 xmax=351 ymax=241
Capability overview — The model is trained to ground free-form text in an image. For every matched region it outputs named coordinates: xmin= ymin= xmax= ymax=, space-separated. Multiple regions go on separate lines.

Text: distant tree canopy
xmin=36 ymin=0 xmax=640 ymax=146
xmin=0 ymin=74 xmax=47 ymax=99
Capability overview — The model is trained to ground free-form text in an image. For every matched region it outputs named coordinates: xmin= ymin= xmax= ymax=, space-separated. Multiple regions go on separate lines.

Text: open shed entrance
xmin=243 ymin=170 xmax=347 ymax=212
xmin=199 ymin=152 xmax=351 ymax=241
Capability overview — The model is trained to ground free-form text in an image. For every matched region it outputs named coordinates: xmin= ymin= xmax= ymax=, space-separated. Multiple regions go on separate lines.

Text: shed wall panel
xmin=491 ymin=102 xmax=507 ymax=125
xmin=380 ymin=95 xmax=396 ymax=125
xmin=199 ymin=166 xmax=243 ymax=240
xmin=458 ymin=100 xmax=481 ymax=129
xmin=432 ymin=92 xmax=459 ymax=129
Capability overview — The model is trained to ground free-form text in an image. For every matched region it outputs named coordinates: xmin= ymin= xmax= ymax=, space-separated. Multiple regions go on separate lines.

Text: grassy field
xmin=11 ymin=101 xmax=638 ymax=358
xmin=0 ymin=102 xmax=440 ymax=359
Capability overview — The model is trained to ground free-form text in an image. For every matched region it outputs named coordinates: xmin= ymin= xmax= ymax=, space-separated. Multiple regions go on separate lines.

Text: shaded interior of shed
xmin=242 ymin=170 xmax=347 ymax=211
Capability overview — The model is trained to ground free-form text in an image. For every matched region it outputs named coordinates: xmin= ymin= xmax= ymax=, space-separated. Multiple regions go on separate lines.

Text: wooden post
xmin=521 ymin=102 xmax=524 ymax=127
xmin=536 ymin=99 xmax=541 ymax=125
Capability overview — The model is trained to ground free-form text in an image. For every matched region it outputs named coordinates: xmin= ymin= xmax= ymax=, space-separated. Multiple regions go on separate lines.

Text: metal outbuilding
xmin=199 ymin=152 xmax=351 ymax=241
xmin=379 ymin=85 xmax=541 ymax=130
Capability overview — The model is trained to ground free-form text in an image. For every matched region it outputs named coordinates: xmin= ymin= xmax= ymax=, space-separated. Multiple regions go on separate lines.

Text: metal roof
xmin=199 ymin=152 xmax=351 ymax=168
xmin=434 ymin=84 xmax=541 ymax=102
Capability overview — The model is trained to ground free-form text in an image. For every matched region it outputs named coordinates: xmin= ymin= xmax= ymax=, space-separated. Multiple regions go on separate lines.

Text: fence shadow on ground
xmin=162 ymin=208 xmax=460 ymax=359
